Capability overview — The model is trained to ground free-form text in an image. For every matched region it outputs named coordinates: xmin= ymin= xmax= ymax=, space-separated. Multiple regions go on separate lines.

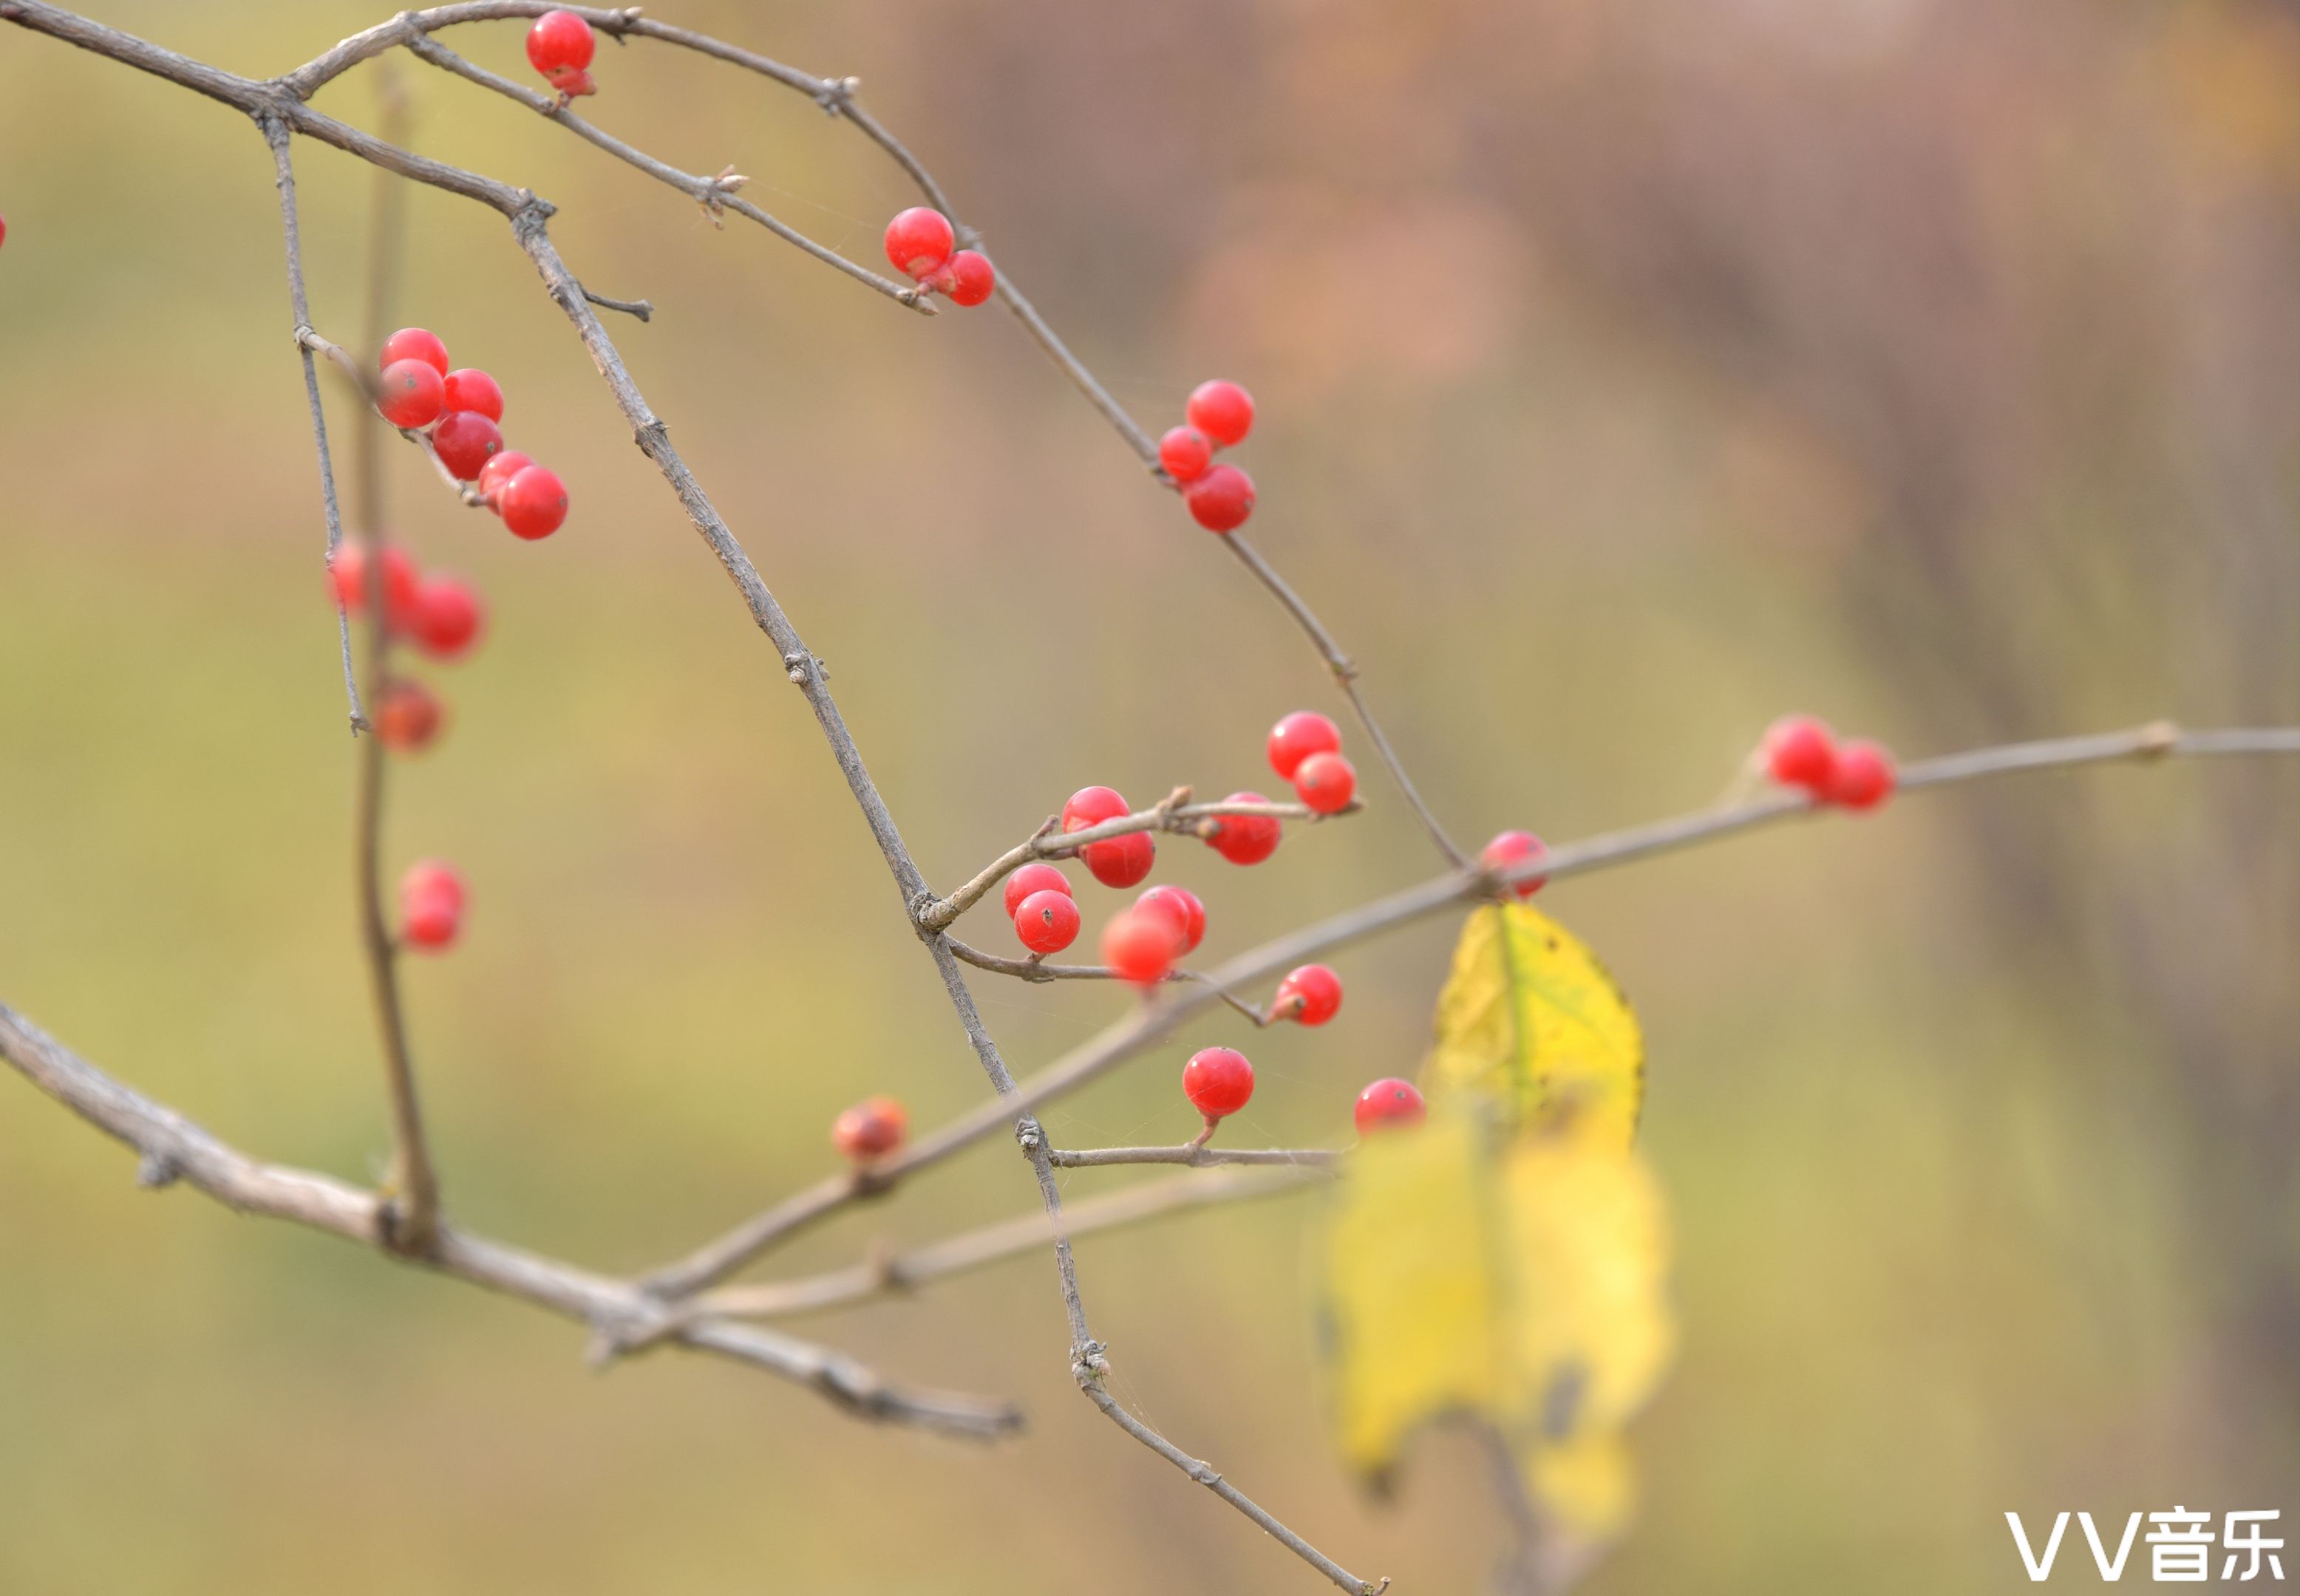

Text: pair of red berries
xmin=1098 ymin=884 xmax=1209 ymax=986
xmin=883 ymin=208 xmax=996 ymax=307
xmin=1266 ymin=711 xmax=1358 ymax=816
xmin=525 ymin=10 xmax=598 ymax=97
xmin=329 ymin=544 xmax=481 ymax=754
xmin=832 ymin=1094 xmax=909 ymax=1163
xmin=1184 ymin=1051 xmax=1423 ymax=1137
xmin=1158 ymin=381 xmax=1257 ymax=533
xmin=373 ymin=327 xmax=571 ymax=541
xmin=1761 ymin=716 xmax=1897 ymax=810
xmin=400 ymin=859 xmax=466 ymax=952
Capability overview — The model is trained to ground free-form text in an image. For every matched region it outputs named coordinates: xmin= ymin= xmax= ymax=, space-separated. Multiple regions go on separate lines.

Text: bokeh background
xmin=2 ymin=1 xmax=2296 ymax=1591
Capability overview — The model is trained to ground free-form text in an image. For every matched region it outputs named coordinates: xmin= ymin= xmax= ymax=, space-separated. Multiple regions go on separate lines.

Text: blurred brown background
xmin=1 ymin=1 xmax=2296 ymax=1591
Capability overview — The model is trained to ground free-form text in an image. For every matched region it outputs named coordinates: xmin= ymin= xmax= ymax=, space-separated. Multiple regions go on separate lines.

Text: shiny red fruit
xmin=399 ymin=859 xmax=465 ymax=952
xmin=378 ymin=327 xmax=449 ymax=375
xmin=1101 ymin=910 xmax=1180 ymax=986
xmin=1185 ymin=379 xmax=1254 ymax=447
xmin=1293 ymin=751 xmax=1356 ymax=814
xmin=431 ymin=411 xmax=503 ymax=481
xmin=1134 ymin=884 xmax=1205 ymax=955
xmin=1002 ymin=862 xmax=1073 ymax=921
xmin=499 ymin=465 xmax=568 ymax=539
xmin=1826 ymin=739 xmax=1897 ymax=811
xmin=1083 ymin=832 xmax=1155 ymax=889
xmin=1205 ymin=792 xmax=1282 ymax=865
xmin=1354 ymin=1077 xmax=1426 ymax=1134
xmin=376 ymin=358 xmax=446 ymax=429
xmin=409 ymin=575 xmax=484 ymax=661
xmin=1183 ymin=1046 xmax=1254 ymax=1120
xmin=933 ymin=249 xmax=995 ymax=306
xmin=374 ymin=680 xmax=444 ymax=752
xmin=1184 ymin=464 xmax=1255 ymax=533
xmin=441 ymin=368 xmax=504 ymax=423
xmin=1267 ymin=710 xmax=1341 ymax=780
xmin=1014 ymin=889 xmax=1081 ymax=955
xmin=1272 ymin=964 xmax=1343 ymax=1026
xmin=1482 ymin=830 xmax=1548 ymax=898
xmin=527 ymin=10 xmax=596 ymax=77
xmin=831 ymin=1094 xmax=908 ymax=1162
xmin=884 ymin=206 xmax=956 ymax=279
xmin=1158 ymin=426 xmax=1213 ymax=484
xmin=477 ymin=449 xmax=532 ymax=507
xmin=1062 ymin=785 xmax=1132 ymax=831
xmin=1763 ymin=715 xmax=1838 ymax=792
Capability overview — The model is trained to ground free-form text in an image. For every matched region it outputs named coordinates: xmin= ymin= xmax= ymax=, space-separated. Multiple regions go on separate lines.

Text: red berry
xmin=499 ymin=465 xmax=569 ymax=539
xmin=409 ymin=574 xmax=484 ymax=661
xmin=1063 ymin=785 xmax=1154 ymax=887
xmin=1134 ymin=884 xmax=1205 ymax=955
xmin=1002 ymin=862 xmax=1073 ymax=921
xmin=378 ymin=327 xmax=449 ymax=376
xmin=1159 ymin=426 xmax=1213 ymax=484
xmin=441 ymin=368 xmax=504 ymax=423
xmin=1825 ymin=738 xmax=1896 ymax=811
xmin=1205 ymin=791 xmax=1282 ymax=865
xmin=1083 ymin=833 xmax=1156 ymax=889
xmin=884 ymin=206 xmax=956 ymax=279
xmin=1273 ymin=964 xmax=1343 ymax=1026
xmin=1185 ymin=379 xmax=1255 ymax=447
xmin=376 ymin=358 xmax=446 ymax=429
xmin=1014 ymin=889 xmax=1081 ymax=955
xmin=1293 ymin=751 xmax=1356 ymax=814
xmin=374 ymin=680 xmax=444 ymax=752
xmin=1183 ymin=1046 xmax=1254 ymax=1121
xmin=527 ymin=10 xmax=596 ymax=78
xmin=399 ymin=859 xmax=465 ymax=952
xmin=431 ymin=411 xmax=503 ymax=481
xmin=0 ymin=215 xmax=9 ymax=251
xmin=1184 ymin=464 xmax=1256 ymax=533
xmin=1354 ymin=1077 xmax=1426 ymax=1135
xmin=1266 ymin=710 xmax=1341 ymax=780
xmin=1481 ymin=830 xmax=1547 ymax=898
xmin=1062 ymin=785 xmax=1132 ymax=831
xmin=330 ymin=542 xmax=421 ymax=625
xmin=1101 ymin=909 xmax=1180 ymax=986
xmin=477 ymin=449 xmax=533 ymax=508
xmin=831 ymin=1094 xmax=908 ymax=1162
xmin=932 ymin=250 xmax=996 ymax=306
xmin=1763 ymin=715 xmax=1838 ymax=793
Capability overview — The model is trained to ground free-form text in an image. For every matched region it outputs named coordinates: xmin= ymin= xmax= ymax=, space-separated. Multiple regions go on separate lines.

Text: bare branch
xmin=399 ymin=33 xmax=932 ymax=313
xmin=0 ymin=999 xmax=1020 ymax=1439
xmin=699 ymin=1166 xmax=1322 ymax=1323
xmin=262 ymin=117 xmax=364 ymax=730
xmin=582 ymin=285 xmax=653 ymax=321
xmin=1047 ymin=1145 xmax=1344 ymax=1169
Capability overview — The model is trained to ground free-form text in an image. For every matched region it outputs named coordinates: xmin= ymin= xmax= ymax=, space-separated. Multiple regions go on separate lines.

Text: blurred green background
xmin=2 ymin=1 xmax=2296 ymax=1591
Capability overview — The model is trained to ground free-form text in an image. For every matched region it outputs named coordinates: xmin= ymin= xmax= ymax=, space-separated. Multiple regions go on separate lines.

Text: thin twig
xmin=1047 ymin=1145 xmax=1344 ymax=1169
xmin=0 ymin=999 xmax=1020 ymax=1439
xmin=582 ymin=285 xmax=653 ymax=321
xmin=698 ymin=1166 xmax=1322 ymax=1323
xmin=399 ymin=33 xmax=931 ymax=313
xmin=262 ymin=117 xmax=364 ymax=730
xmin=920 ymin=794 xmax=1342 ymax=932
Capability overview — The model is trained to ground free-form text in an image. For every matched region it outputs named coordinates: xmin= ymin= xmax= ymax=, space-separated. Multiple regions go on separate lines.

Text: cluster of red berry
xmin=1159 ymin=381 xmax=1257 ymax=533
xmin=327 ymin=544 xmax=482 ymax=751
xmin=372 ymin=327 xmax=570 ymax=541
xmin=525 ymin=10 xmax=599 ymax=98
xmin=1266 ymin=710 xmax=1358 ymax=814
xmin=882 ymin=208 xmax=997 ymax=307
xmin=1760 ymin=715 xmax=1897 ymax=810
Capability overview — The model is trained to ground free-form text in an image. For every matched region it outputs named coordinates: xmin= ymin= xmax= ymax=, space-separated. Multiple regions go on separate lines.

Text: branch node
xmin=1013 ymin=1116 xmax=1044 ymax=1155
xmin=1070 ymin=1337 xmax=1109 ymax=1383
xmin=2137 ymin=718 xmax=2182 ymax=758
xmin=813 ymin=74 xmax=860 ymax=114
xmin=135 ymin=1150 xmax=180 ymax=1190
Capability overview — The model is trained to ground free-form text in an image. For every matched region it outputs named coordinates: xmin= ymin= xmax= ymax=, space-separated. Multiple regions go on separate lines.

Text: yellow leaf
xmin=1318 ymin=907 xmax=1671 ymax=1562
xmin=1421 ymin=902 xmax=1643 ymax=1147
